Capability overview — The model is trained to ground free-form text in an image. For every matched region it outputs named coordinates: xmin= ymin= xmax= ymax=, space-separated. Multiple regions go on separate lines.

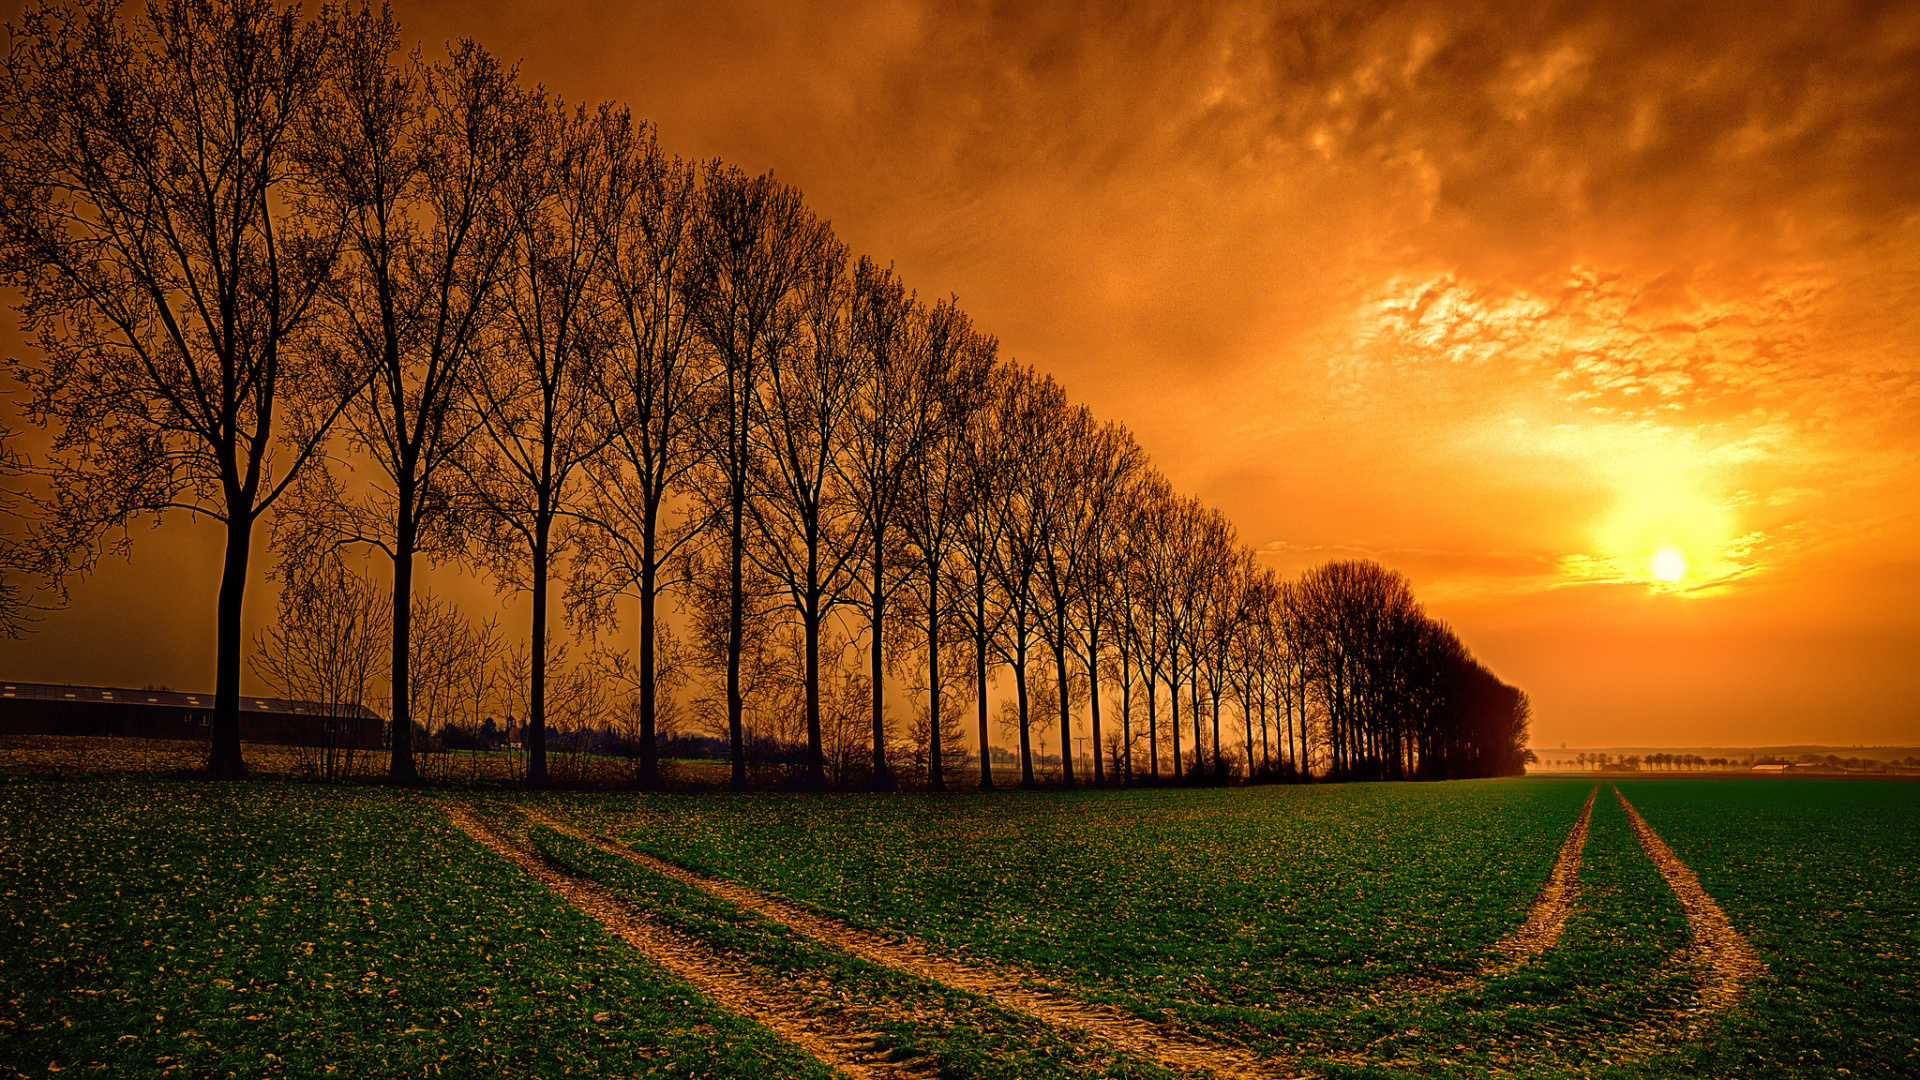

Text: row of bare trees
xmin=0 ymin=0 xmax=1530 ymax=788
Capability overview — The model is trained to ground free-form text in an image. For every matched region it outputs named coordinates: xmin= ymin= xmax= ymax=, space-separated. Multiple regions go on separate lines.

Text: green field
xmin=2 ymin=776 xmax=1914 ymax=1078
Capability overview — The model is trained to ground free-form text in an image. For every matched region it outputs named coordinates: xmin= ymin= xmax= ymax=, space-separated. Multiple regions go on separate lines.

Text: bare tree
xmin=683 ymin=543 xmax=789 ymax=781
xmin=291 ymin=19 xmax=531 ymax=784
xmin=464 ymin=98 xmax=632 ymax=787
xmin=1294 ymin=559 xmax=1507 ymax=780
xmin=403 ymin=589 xmax=508 ymax=783
xmin=1233 ymin=565 xmax=1285 ymax=779
xmin=1195 ymin=530 xmax=1247 ymax=781
xmin=1137 ymin=492 xmax=1208 ymax=780
xmin=571 ymin=134 xmax=706 ymax=789
xmin=250 ymin=558 xmax=389 ymax=782
xmin=0 ymin=0 xmax=350 ymax=777
xmin=588 ymin=624 xmax=689 ymax=786
xmin=841 ymin=265 xmax=993 ymax=790
xmin=0 ymin=422 xmax=40 ymax=638
xmin=949 ymin=363 xmax=1016 ymax=789
xmin=1059 ymin=420 xmax=1142 ymax=787
xmin=1115 ymin=472 xmax=1174 ymax=781
xmin=743 ymin=232 xmax=863 ymax=789
xmin=1032 ymin=402 xmax=1095 ymax=788
xmin=979 ymin=366 xmax=1068 ymax=789
xmin=893 ymin=300 xmax=995 ymax=791
xmin=685 ymin=164 xmax=835 ymax=790
xmin=1276 ymin=578 xmax=1314 ymax=775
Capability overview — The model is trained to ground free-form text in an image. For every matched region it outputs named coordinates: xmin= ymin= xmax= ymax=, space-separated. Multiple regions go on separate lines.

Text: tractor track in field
xmin=1356 ymin=784 xmax=1597 ymax=1004
xmin=1610 ymin=786 xmax=1765 ymax=1032
xmin=442 ymin=803 xmax=932 ymax=1080
xmin=518 ymin=804 xmax=1314 ymax=1080
xmin=1479 ymin=784 xmax=1598 ymax=976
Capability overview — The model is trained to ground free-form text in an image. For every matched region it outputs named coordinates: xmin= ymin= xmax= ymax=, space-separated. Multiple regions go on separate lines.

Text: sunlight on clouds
xmin=1325 ymin=264 xmax=1909 ymax=602
xmin=1527 ymin=420 xmax=1754 ymax=594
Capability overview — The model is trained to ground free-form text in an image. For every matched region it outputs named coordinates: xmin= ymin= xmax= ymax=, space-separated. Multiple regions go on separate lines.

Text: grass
xmin=554 ymin=777 xmax=1918 ymax=1078
xmin=1604 ymin=778 xmax=1920 ymax=1079
xmin=3 ymin=774 xmax=1913 ymax=1078
xmin=1302 ymin=786 xmax=1697 ymax=1077
xmin=564 ymin=780 xmax=1594 ymax=1004
xmin=0 ymin=778 xmax=834 ymax=1079
xmin=481 ymin=799 xmax=1182 ymax=1080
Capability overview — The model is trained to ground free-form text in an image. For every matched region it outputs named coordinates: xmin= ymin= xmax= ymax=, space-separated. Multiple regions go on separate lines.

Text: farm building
xmin=0 ymin=681 xmax=384 ymax=748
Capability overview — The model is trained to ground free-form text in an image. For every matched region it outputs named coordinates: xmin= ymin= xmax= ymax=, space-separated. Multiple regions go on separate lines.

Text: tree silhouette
xmin=744 ymin=231 xmax=864 ymax=789
xmin=0 ymin=3 xmax=1541 ymax=792
xmin=685 ymin=165 xmax=834 ymax=790
xmin=950 ymin=363 xmax=1017 ymax=789
xmin=570 ymin=136 xmax=707 ymax=790
xmin=893 ymin=299 xmax=995 ymax=791
xmin=0 ymin=0 xmax=351 ymax=778
xmin=290 ymin=20 xmax=531 ymax=784
xmin=982 ymin=367 xmax=1068 ymax=789
xmin=464 ymin=99 xmax=631 ymax=788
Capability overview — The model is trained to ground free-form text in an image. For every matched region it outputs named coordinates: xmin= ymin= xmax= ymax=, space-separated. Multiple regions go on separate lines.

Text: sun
xmin=1651 ymin=546 xmax=1687 ymax=584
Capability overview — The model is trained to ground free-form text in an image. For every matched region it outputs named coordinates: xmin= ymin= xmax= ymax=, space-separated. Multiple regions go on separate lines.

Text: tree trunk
xmin=1016 ymin=649 xmax=1035 ymax=789
xmin=1242 ymin=686 xmax=1255 ymax=779
xmin=1212 ymin=685 xmax=1224 ymax=781
xmin=638 ymin=518 xmax=660 ymax=789
xmin=727 ymin=458 xmax=747 ymax=790
xmin=927 ymin=563 xmax=945 ymax=792
xmin=1087 ymin=631 xmax=1104 ymax=787
xmin=1259 ymin=690 xmax=1271 ymax=773
xmin=1169 ymin=663 xmax=1182 ymax=781
xmin=868 ymin=536 xmax=893 ymax=791
xmin=209 ymin=514 xmax=252 ymax=780
xmin=1146 ymin=666 xmax=1158 ymax=782
xmin=1182 ymin=676 xmax=1198 ymax=776
xmin=527 ymin=531 xmax=550 ymax=789
xmin=1053 ymin=635 xmax=1075 ymax=789
xmin=975 ymin=583 xmax=993 ymax=789
xmin=387 ymin=538 xmax=419 ymax=785
xmin=806 ymin=602 xmax=825 ymax=788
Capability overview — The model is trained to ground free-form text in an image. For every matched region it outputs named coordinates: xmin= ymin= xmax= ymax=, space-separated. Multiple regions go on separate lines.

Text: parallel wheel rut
xmin=1611 ymin=786 xmax=1766 ymax=1032
xmin=444 ymin=803 xmax=928 ymax=1080
xmin=519 ymin=804 xmax=1312 ymax=1080
xmin=457 ymin=789 xmax=1765 ymax=1079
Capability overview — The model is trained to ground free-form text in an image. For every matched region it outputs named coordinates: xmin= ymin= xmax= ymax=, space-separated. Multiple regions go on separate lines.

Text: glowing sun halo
xmin=1652 ymin=546 xmax=1687 ymax=584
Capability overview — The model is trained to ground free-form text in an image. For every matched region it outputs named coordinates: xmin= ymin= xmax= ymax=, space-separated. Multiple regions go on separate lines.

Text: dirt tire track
xmin=519 ymin=804 xmax=1312 ymax=1080
xmin=1488 ymin=784 xmax=1598 ymax=967
xmin=1356 ymin=784 xmax=1597 ymax=1005
xmin=442 ymin=803 xmax=925 ymax=1080
xmin=1611 ymin=786 xmax=1765 ymax=1024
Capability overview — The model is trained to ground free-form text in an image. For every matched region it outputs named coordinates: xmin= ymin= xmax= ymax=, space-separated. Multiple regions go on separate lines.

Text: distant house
xmin=0 ymin=681 xmax=384 ymax=748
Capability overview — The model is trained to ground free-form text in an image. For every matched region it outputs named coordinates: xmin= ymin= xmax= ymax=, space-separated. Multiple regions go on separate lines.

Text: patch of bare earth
xmin=1611 ymin=786 xmax=1765 ymax=1031
xmin=519 ymin=805 xmax=1312 ymax=1080
xmin=441 ymin=803 xmax=926 ymax=1080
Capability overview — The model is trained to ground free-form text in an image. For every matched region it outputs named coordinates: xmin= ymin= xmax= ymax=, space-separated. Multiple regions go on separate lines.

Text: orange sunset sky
xmin=4 ymin=0 xmax=1917 ymax=750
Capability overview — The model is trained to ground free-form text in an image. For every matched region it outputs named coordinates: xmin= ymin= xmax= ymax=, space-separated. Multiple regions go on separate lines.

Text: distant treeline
xmin=0 ymin=0 xmax=1530 ymax=789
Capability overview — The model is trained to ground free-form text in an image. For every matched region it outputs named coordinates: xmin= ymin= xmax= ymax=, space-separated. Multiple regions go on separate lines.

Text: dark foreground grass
xmin=0 ymin=778 xmax=833 ymax=1079
xmin=6 ymin=775 xmax=1912 ymax=1079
